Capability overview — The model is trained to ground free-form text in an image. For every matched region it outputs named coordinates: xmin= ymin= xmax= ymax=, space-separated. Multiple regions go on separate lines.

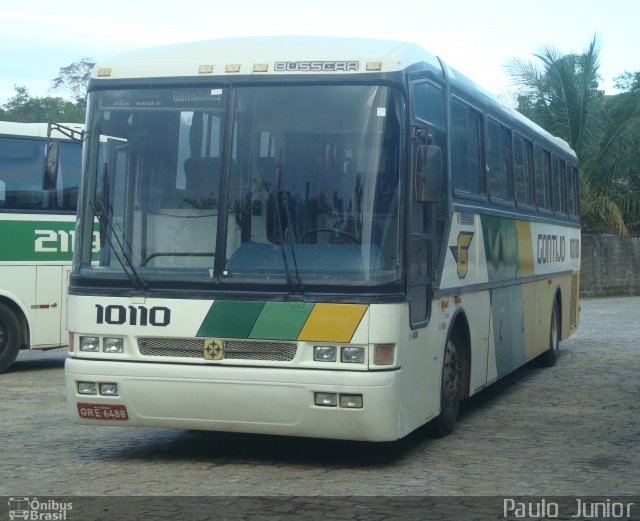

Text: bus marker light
xmin=314 ymin=346 xmax=336 ymax=362
xmin=366 ymin=62 xmax=382 ymax=71
xmin=315 ymin=392 xmax=337 ymax=407
xmin=440 ymin=299 xmax=449 ymax=309
xmin=80 ymin=337 xmax=100 ymax=352
xmin=225 ymin=64 xmax=241 ymax=73
xmin=68 ymin=332 xmax=75 ymax=353
xmin=339 ymin=394 xmax=363 ymax=408
xmin=341 ymin=346 xmax=365 ymax=363
xmin=99 ymin=383 xmax=119 ymax=396
xmin=455 ymin=295 xmax=462 ymax=305
xmin=374 ymin=344 xmax=395 ymax=365
xmin=103 ymin=338 xmax=124 ymax=353
xmin=78 ymin=382 xmax=97 ymax=395
xmin=253 ymin=63 xmax=269 ymax=73
xmin=198 ymin=65 xmax=214 ymax=74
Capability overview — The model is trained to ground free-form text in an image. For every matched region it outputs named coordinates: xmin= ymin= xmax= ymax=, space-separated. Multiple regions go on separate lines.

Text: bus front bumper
xmin=65 ymin=357 xmax=402 ymax=442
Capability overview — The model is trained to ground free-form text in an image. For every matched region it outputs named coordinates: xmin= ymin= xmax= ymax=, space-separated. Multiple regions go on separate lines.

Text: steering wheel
xmin=300 ymin=227 xmax=358 ymax=244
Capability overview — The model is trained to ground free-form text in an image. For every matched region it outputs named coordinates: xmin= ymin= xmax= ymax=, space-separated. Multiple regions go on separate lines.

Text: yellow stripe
xmin=516 ymin=220 xmax=534 ymax=276
xmin=297 ymin=303 xmax=368 ymax=342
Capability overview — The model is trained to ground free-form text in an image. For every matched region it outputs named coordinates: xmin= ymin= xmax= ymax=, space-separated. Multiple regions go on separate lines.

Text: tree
xmin=0 ymin=86 xmax=85 ymax=123
xmin=51 ymin=57 xmax=95 ymax=104
xmin=508 ymin=36 xmax=640 ymax=236
xmin=614 ymin=71 xmax=640 ymax=93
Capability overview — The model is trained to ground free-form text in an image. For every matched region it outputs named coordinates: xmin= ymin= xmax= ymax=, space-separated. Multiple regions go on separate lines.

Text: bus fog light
xmin=100 ymin=383 xmax=119 ymax=396
xmin=341 ymin=346 xmax=365 ymax=363
xmin=374 ymin=343 xmax=395 ymax=365
xmin=339 ymin=394 xmax=363 ymax=408
xmin=78 ymin=382 xmax=97 ymax=395
xmin=80 ymin=336 xmax=100 ymax=352
xmin=103 ymin=338 xmax=124 ymax=353
xmin=314 ymin=392 xmax=337 ymax=407
xmin=314 ymin=346 xmax=336 ymax=362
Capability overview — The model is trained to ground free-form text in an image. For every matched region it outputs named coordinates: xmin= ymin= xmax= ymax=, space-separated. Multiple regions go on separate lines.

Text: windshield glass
xmin=77 ymin=85 xmax=404 ymax=290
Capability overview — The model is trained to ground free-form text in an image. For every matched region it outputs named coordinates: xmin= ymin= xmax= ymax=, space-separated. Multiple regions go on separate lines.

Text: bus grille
xmin=137 ymin=337 xmax=297 ymax=362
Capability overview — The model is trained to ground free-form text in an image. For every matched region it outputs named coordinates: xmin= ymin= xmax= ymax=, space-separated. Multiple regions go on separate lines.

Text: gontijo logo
xmin=8 ymin=497 xmax=72 ymax=520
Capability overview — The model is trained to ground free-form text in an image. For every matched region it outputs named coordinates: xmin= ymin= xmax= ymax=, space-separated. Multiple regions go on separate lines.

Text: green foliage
xmin=0 ymin=86 xmax=85 ymax=123
xmin=614 ymin=71 xmax=640 ymax=93
xmin=508 ymin=36 xmax=640 ymax=236
xmin=1 ymin=58 xmax=94 ymax=124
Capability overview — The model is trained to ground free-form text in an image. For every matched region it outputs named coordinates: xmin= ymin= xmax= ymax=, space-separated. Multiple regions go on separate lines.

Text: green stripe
xmin=0 ymin=220 xmax=75 ymax=261
xmin=480 ymin=215 xmax=518 ymax=282
xmin=492 ymin=285 xmax=526 ymax=377
xmin=196 ymin=300 xmax=265 ymax=338
xmin=249 ymin=302 xmax=315 ymax=340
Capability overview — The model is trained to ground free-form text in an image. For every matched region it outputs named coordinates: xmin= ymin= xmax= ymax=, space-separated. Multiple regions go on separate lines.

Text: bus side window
xmin=412 ymin=82 xmax=445 ymax=129
xmin=57 ymin=141 xmax=82 ymax=211
xmin=487 ymin=119 xmax=512 ymax=203
xmin=535 ymin=145 xmax=551 ymax=212
xmin=552 ymin=157 xmax=567 ymax=216
xmin=567 ymin=165 xmax=579 ymax=217
xmin=514 ymin=134 xmax=533 ymax=207
xmin=0 ymin=137 xmax=45 ymax=210
xmin=451 ymin=99 xmax=483 ymax=196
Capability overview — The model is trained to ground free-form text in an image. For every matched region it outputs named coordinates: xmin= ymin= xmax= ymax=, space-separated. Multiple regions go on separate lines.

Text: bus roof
xmin=90 ymin=36 xmax=575 ymax=158
xmin=91 ymin=36 xmax=442 ymax=80
xmin=0 ymin=121 xmax=84 ymax=140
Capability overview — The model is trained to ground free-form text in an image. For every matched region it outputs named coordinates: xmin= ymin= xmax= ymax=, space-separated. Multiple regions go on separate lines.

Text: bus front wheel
xmin=432 ymin=335 xmax=463 ymax=437
xmin=0 ymin=303 xmax=21 ymax=373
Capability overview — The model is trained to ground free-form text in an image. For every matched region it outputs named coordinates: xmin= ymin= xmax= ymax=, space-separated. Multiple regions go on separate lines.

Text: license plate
xmin=77 ymin=403 xmax=129 ymax=421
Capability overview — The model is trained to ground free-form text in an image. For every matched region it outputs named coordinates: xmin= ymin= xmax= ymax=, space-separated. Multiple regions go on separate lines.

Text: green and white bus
xmin=65 ymin=37 xmax=580 ymax=441
xmin=0 ymin=122 xmax=86 ymax=373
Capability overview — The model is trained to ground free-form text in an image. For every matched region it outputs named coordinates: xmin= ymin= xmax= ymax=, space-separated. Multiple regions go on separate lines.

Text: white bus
xmin=65 ymin=37 xmax=580 ymax=441
xmin=0 ymin=122 xmax=86 ymax=373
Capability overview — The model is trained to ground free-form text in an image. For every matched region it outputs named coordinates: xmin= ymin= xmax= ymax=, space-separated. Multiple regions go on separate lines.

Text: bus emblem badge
xmin=204 ymin=339 xmax=224 ymax=360
xmin=450 ymin=232 xmax=474 ymax=279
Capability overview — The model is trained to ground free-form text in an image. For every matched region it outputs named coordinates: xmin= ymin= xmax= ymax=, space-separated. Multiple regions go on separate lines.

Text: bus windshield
xmin=79 ymin=84 xmax=404 ymax=290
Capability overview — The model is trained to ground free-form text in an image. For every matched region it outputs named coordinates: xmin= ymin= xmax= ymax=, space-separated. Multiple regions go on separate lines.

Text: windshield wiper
xmin=91 ymin=200 xmax=148 ymax=293
xmin=274 ymin=153 xmax=303 ymax=293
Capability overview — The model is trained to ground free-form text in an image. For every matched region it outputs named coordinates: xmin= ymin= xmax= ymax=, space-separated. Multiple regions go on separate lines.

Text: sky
xmin=2 ymin=0 xmax=639 ymax=105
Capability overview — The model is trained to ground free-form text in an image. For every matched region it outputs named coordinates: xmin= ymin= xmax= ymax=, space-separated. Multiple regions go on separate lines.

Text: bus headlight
xmin=339 ymin=394 xmax=363 ymax=408
xmin=79 ymin=337 xmax=100 ymax=352
xmin=99 ymin=383 xmax=119 ymax=396
xmin=314 ymin=346 xmax=337 ymax=362
xmin=103 ymin=338 xmax=124 ymax=353
xmin=341 ymin=346 xmax=365 ymax=363
xmin=78 ymin=382 xmax=97 ymax=395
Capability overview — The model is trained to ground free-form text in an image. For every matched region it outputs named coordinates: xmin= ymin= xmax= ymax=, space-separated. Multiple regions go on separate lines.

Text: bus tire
xmin=432 ymin=334 xmax=463 ymax=437
xmin=0 ymin=303 xmax=22 ymax=373
xmin=539 ymin=300 xmax=560 ymax=367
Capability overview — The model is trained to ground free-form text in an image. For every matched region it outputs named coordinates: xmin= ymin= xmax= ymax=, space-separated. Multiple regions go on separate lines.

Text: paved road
xmin=1 ymin=297 xmax=639 ymax=502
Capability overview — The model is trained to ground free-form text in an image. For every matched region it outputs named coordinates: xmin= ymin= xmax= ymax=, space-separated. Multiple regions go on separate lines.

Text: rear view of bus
xmin=66 ymin=37 xmax=580 ymax=441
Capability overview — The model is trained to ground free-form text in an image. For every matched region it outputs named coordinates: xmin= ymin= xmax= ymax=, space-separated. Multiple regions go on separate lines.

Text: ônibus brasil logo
xmin=8 ymin=497 xmax=72 ymax=520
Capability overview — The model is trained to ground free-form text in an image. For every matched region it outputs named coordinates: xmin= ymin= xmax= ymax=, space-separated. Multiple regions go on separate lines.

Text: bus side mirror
xmin=415 ymin=144 xmax=442 ymax=203
xmin=43 ymin=142 xmax=60 ymax=190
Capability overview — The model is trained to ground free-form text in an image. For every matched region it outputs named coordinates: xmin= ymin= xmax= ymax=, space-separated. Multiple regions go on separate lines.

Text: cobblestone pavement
xmin=1 ymin=297 xmax=639 ymax=499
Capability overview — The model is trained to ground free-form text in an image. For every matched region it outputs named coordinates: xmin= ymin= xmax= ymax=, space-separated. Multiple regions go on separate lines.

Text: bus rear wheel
xmin=0 ymin=303 xmax=21 ymax=373
xmin=432 ymin=335 xmax=463 ymax=437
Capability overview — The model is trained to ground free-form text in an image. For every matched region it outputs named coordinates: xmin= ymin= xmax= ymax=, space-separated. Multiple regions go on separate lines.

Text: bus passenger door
xmin=33 ymin=266 xmax=63 ymax=346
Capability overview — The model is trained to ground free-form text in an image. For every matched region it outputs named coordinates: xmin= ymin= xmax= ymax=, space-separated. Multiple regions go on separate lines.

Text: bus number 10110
xmin=95 ymin=304 xmax=171 ymax=326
